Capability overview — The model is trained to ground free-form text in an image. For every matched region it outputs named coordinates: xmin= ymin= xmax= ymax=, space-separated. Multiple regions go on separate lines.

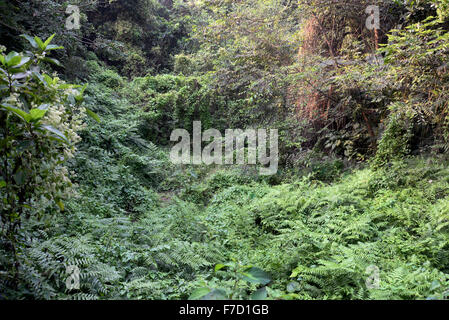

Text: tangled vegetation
xmin=1 ymin=0 xmax=449 ymax=300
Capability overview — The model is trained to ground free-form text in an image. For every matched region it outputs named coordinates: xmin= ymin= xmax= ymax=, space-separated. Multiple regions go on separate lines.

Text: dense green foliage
xmin=2 ymin=0 xmax=449 ymax=300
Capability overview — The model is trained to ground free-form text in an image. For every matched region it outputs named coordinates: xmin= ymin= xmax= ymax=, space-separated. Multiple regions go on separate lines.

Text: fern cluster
xmin=194 ymin=157 xmax=449 ymax=299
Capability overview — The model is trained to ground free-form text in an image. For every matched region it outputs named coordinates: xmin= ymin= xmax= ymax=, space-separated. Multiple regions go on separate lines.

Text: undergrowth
xmin=2 ymin=62 xmax=449 ymax=300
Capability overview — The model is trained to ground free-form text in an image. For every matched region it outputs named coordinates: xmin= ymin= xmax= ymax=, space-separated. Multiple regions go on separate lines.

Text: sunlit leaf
xmin=86 ymin=108 xmax=101 ymax=123
xmin=34 ymin=36 xmax=45 ymax=51
xmin=29 ymin=108 xmax=47 ymax=122
xmin=43 ymin=34 xmax=56 ymax=48
xmin=0 ymin=104 xmax=31 ymax=122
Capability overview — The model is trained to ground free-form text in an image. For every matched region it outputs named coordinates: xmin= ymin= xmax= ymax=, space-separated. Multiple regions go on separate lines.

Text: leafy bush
xmin=0 ymin=35 xmax=92 ymax=289
xmin=127 ymin=74 xmax=218 ymax=144
xmin=372 ymin=110 xmax=413 ymax=168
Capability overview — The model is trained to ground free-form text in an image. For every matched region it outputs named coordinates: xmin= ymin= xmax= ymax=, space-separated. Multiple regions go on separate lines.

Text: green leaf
xmin=79 ymin=83 xmax=88 ymax=94
xmin=59 ymin=83 xmax=82 ymax=90
xmin=290 ymin=267 xmax=300 ymax=278
xmin=45 ymin=45 xmax=64 ymax=51
xmin=241 ymin=267 xmax=271 ymax=285
xmin=75 ymin=83 xmax=88 ymax=102
xmin=0 ymin=180 xmax=6 ymax=188
xmin=7 ymin=56 xmax=30 ymax=70
xmin=9 ymin=67 xmax=27 ymax=74
xmin=43 ymin=34 xmax=56 ymax=48
xmin=188 ymin=287 xmax=211 ymax=300
xmin=56 ymin=199 xmax=65 ymax=212
xmin=14 ymin=56 xmax=30 ymax=68
xmin=21 ymin=34 xmax=38 ymax=49
xmin=34 ymin=36 xmax=45 ymax=51
xmin=250 ymin=287 xmax=267 ymax=300
xmin=214 ymin=264 xmax=227 ymax=272
xmin=0 ymin=104 xmax=31 ymax=122
xmin=43 ymin=74 xmax=54 ymax=85
xmin=29 ymin=108 xmax=47 ymax=122
xmin=42 ymin=57 xmax=62 ymax=67
xmin=5 ymin=52 xmax=21 ymax=67
xmin=75 ymin=94 xmax=84 ymax=103
xmin=42 ymin=125 xmax=69 ymax=144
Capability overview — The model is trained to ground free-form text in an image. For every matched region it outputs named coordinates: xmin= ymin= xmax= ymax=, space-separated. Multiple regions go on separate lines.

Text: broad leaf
xmin=0 ymin=104 xmax=31 ymax=122
xmin=20 ymin=34 xmax=38 ymax=49
xmin=42 ymin=125 xmax=69 ymax=144
xmin=42 ymin=57 xmax=62 ymax=67
xmin=5 ymin=52 xmax=21 ymax=67
xmin=29 ymin=108 xmax=47 ymax=122
xmin=86 ymin=108 xmax=101 ymax=123
xmin=241 ymin=267 xmax=271 ymax=285
xmin=13 ymin=56 xmax=30 ymax=69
